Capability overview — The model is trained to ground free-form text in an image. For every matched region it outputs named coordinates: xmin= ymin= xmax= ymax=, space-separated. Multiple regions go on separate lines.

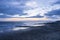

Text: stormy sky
xmin=0 ymin=0 xmax=60 ymax=19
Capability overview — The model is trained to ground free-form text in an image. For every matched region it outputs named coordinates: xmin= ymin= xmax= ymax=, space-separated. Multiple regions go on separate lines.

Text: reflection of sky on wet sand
xmin=11 ymin=21 xmax=45 ymax=31
xmin=23 ymin=21 xmax=45 ymax=26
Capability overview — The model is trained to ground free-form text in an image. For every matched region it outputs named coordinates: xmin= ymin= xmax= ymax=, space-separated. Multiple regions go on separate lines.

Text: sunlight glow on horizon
xmin=0 ymin=18 xmax=49 ymax=21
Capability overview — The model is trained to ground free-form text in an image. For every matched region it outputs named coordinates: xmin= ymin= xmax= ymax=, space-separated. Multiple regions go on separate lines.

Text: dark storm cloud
xmin=0 ymin=15 xmax=10 ymax=18
xmin=0 ymin=0 xmax=27 ymax=15
xmin=46 ymin=9 xmax=60 ymax=16
xmin=45 ymin=9 xmax=60 ymax=18
xmin=54 ymin=0 xmax=60 ymax=4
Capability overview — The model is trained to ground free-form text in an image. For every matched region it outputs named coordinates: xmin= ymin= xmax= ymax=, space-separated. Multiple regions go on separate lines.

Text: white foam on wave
xmin=12 ymin=27 xmax=29 ymax=31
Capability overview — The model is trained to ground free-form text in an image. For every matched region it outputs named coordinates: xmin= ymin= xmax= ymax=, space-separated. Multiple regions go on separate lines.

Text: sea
xmin=0 ymin=21 xmax=53 ymax=32
xmin=0 ymin=21 xmax=60 ymax=40
xmin=0 ymin=21 xmax=46 ymax=32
